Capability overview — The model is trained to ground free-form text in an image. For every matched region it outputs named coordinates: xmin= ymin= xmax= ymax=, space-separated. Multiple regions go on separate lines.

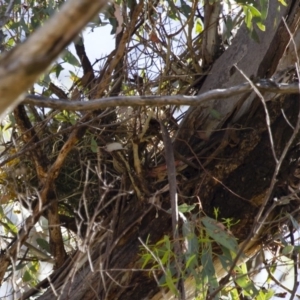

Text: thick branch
xmin=0 ymin=0 xmax=108 ymax=119
xmin=23 ymin=81 xmax=299 ymax=111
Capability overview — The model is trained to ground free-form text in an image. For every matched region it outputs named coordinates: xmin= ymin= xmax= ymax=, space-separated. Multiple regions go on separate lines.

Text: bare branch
xmin=23 ymin=81 xmax=299 ymax=111
xmin=159 ymin=120 xmax=184 ymax=298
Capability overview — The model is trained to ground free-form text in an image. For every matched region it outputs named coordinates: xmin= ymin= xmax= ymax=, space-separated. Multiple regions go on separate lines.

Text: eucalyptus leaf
xmin=202 ymin=216 xmax=239 ymax=253
xmin=63 ymin=49 xmax=81 ymax=67
xmin=36 ymin=238 xmax=51 ymax=254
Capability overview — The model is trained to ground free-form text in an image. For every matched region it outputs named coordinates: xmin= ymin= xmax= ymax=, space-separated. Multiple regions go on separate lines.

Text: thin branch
xmin=235 ymin=64 xmax=278 ymax=163
xmin=159 ymin=120 xmax=185 ymax=299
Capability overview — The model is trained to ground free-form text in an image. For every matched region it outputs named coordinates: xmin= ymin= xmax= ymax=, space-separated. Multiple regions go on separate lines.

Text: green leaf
xmin=278 ymin=0 xmax=287 ymax=6
xmin=20 ymin=17 xmax=30 ymax=35
xmin=269 ymin=262 xmax=277 ymax=274
xmin=16 ymin=263 xmax=27 ymax=271
xmin=260 ymin=0 xmax=269 ymax=20
xmin=51 ymin=64 xmax=64 ymax=78
xmin=161 ymin=249 xmax=170 ymax=266
xmin=0 ymin=205 xmax=4 ymax=218
xmin=201 ymin=245 xmax=219 ymax=299
xmin=180 ymin=0 xmax=191 ymax=18
xmin=234 ymin=263 xmax=259 ymax=297
xmin=63 ymin=49 xmax=80 ymax=67
xmin=228 ymin=288 xmax=240 ymax=300
xmin=282 ymin=245 xmax=294 ymax=256
xmin=29 ymin=260 xmax=40 ymax=272
xmin=178 ymin=203 xmax=196 ymax=213
xmin=224 ymin=16 xmax=233 ymax=40
xmin=8 ymin=20 xmax=20 ymax=30
xmin=209 ymin=109 xmax=222 ymax=120
xmin=7 ymin=221 xmax=18 ymax=234
xmin=23 ymin=270 xmax=32 ymax=282
xmin=201 ymin=216 xmax=239 ymax=253
xmin=195 ymin=18 xmax=203 ymax=35
xmin=243 ymin=6 xmax=253 ymax=31
xmin=289 ymin=213 xmax=299 ymax=230
xmin=69 ymin=113 xmax=78 ymax=125
xmin=218 ymin=246 xmax=235 ymax=271
xmin=165 ymin=269 xmax=178 ymax=296
xmin=250 ymin=28 xmax=260 ymax=43
xmin=247 ymin=5 xmax=261 ymax=18
xmin=257 ymin=289 xmax=275 ymax=300
xmin=40 ymin=73 xmax=51 ymax=86
xmin=36 ymin=238 xmax=51 ymax=254
xmin=182 ymin=218 xmax=198 ymax=255
xmin=91 ymin=137 xmax=98 ymax=153
xmin=256 ymin=22 xmax=265 ymax=31
xmin=164 ymin=235 xmax=171 ymax=252
xmin=141 ymin=253 xmax=152 ymax=269
xmin=109 ymin=18 xmax=117 ymax=35
xmin=54 ymin=111 xmax=68 ymax=123
xmin=185 ymin=254 xmax=196 ymax=269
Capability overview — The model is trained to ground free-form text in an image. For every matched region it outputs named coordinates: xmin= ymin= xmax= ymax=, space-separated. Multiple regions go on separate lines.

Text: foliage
xmin=139 ymin=207 xmax=276 ymax=299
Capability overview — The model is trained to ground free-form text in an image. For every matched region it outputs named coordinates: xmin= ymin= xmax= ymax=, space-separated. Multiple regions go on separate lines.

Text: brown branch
xmin=49 ymin=82 xmax=68 ymax=99
xmin=48 ymin=200 xmax=68 ymax=269
xmin=13 ymin=105 xmax=67 ymax=269
xmin=74 ymin=36 xmax=95 ymax=89
xmin=13 ymin=105 xmax=49 ymax=179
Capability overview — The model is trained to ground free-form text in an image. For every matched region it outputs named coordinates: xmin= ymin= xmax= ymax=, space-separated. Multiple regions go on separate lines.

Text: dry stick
xmin=159 ymin=120 xmax=185 ymax=299
xmin=0 ymin=0 xmax=109 ymax=120
xmin=23 ymin=81 xmax=299 ymax=111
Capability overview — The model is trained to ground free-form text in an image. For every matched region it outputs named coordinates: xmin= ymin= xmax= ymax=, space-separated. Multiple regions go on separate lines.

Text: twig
xmin=234 ymin=64 xmax=278 ymax=163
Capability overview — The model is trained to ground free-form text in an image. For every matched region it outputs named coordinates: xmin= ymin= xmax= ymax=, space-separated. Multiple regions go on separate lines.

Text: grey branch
xmin=23 ymin=81 xmax=299 ymax=111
